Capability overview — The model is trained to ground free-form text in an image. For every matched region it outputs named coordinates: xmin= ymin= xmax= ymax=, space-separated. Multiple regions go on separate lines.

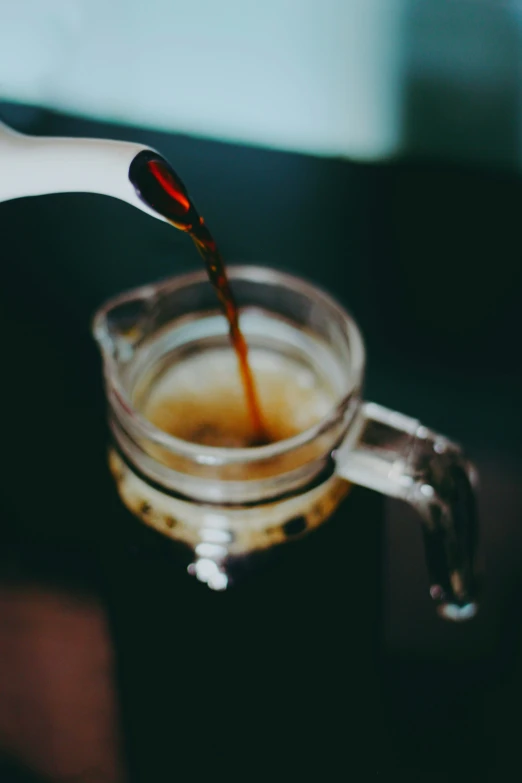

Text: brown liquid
xmin=129 ymin=150 xmax=267 ymax=444
xmin=140 ymin=348 xmax=335 ymax=449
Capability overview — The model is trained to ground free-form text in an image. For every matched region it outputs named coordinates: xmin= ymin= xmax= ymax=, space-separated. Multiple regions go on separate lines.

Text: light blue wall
xmin=402 ymin=0 xmax=522 ymax=169
xmin=0 ymin=0 xmax=520 ymax=167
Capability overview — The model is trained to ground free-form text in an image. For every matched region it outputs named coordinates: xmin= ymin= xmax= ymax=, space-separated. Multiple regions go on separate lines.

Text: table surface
xmin=0 ymin=103 xmax=521 ymax=780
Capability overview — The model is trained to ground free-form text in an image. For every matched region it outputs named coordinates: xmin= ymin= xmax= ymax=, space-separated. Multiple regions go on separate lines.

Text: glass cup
xmin=93 ymin=265 xmax=478 ymax=621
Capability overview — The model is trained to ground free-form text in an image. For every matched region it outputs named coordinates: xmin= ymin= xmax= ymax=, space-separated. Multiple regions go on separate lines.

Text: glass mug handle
xmin=334 ymin=402 xmax=478 ymax=621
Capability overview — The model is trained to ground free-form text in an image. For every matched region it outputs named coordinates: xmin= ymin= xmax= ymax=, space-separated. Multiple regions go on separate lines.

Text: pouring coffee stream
xmin=128 ymin=150 xmax=267 ymax=444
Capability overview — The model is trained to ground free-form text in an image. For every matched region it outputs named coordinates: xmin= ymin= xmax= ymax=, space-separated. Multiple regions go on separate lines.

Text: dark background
xmin=0 ymin=101 xmax=521 ymax=779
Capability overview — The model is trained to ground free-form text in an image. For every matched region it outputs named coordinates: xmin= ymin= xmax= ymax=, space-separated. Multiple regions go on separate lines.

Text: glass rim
xmin=93 ymin=265 xmax=366 ymax=466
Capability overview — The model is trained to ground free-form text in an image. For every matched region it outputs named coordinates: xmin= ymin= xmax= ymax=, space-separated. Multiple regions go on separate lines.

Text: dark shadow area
xmin=0 ymin=759 xmax=48 ymax=783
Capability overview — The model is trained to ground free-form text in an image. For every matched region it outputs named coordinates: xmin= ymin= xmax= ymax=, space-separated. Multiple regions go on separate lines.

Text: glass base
xmin=109 ymin=447 xmax=352 ymax=590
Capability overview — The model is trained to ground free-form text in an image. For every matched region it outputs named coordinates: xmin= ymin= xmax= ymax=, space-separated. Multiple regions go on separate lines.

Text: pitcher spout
xmin=92 ymin=284 xmax=159 ymax=371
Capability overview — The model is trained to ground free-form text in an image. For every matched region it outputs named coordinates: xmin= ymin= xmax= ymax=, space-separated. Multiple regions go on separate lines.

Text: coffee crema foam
xmin=139 ymin=348 xmax=338 ymax=448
